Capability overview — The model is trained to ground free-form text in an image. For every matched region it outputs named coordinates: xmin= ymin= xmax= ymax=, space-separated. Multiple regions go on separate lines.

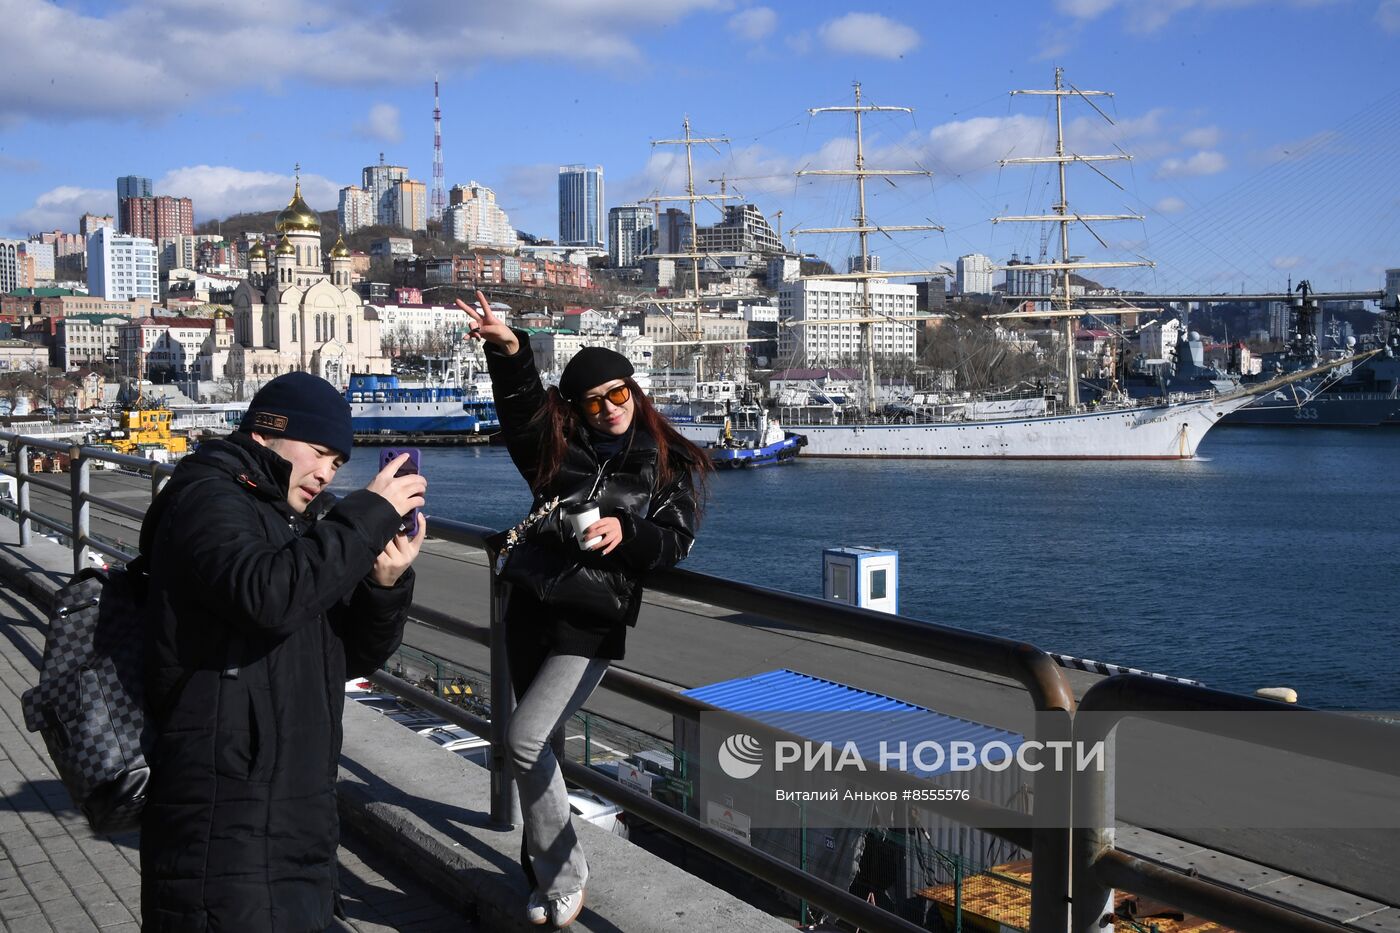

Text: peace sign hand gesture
xmin=456 ymin=290 xmax=518 ymax=355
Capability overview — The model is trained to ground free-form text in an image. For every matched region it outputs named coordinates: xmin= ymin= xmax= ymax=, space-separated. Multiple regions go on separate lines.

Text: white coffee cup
xmin=563 ymin=500 xmax=603 ymax=549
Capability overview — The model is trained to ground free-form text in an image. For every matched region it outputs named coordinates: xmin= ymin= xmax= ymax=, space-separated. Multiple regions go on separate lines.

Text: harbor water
xmin=332 ymin=427 xmax=1400 ymax=710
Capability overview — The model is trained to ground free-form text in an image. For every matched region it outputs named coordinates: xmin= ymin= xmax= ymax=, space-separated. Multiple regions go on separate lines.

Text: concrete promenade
xmin=3 ymin=470 xmax=1399 ymax=931
xmin=0 ymin=568 xmax=468 ymax=932
xmin=0 ymin=513 xmax=795 ymax=932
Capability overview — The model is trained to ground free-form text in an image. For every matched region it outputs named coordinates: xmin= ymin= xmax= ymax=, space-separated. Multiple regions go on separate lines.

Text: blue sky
xmin=3 ymin=0 xmax=1398 ymax=295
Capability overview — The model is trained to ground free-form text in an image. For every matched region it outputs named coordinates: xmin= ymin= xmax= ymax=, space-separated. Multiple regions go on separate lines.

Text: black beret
xmin=558 ymin=346 xmax=634 ymax=403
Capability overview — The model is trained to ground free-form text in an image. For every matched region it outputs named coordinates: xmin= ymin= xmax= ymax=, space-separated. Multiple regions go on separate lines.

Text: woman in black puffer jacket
xmin=460 ymin=292 xmax=709 ymax=929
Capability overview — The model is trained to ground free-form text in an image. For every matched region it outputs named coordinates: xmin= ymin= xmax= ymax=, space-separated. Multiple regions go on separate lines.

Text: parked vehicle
xmin=422 ymin=725 xmax=492 ymax=766
xmin=568 ymin=789 xmax=628 ymax=839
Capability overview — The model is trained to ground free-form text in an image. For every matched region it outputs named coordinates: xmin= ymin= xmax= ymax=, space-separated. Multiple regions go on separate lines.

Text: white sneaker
xmin=548 ymin=889 xmax=585 ymax=928
xmin=525 ymin=889 xmax=549 ymax=926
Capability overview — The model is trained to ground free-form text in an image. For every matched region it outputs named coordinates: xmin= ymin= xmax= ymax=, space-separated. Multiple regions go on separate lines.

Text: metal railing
xmin=1072 ymin=676 xmax=1398 ymax=933
xmin=2 ymin=428 xmax=1391 ymax=933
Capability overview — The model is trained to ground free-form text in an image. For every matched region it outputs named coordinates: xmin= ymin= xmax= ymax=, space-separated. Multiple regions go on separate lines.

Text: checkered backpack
xmin=20 ymin=476 xmax=213 ymax=835
xmin=22 ymin=565 xmax=153 ymax=835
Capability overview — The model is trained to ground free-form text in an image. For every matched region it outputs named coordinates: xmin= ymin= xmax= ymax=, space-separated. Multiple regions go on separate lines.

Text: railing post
xmin=1030 ymin=707 xmax=1073 ymax=933
xmin=15 ymin=440 xmax=31 ymax=547
xmin=488 ymin=570 xmax=517 ymax=830
xmin=1071 ymin=725 xmax=1115 ymax=933
xmin=70 ymin=445 xmax=90 ymax=576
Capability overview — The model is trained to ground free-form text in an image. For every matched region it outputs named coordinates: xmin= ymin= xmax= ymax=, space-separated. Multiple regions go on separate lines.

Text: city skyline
xmin=3 ymin=1 xmax=1399 ymax=295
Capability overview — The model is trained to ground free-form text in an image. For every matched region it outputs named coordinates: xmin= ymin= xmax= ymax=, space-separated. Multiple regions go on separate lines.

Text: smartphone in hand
xmin=379 ymin=447 xmax=422 ymax=538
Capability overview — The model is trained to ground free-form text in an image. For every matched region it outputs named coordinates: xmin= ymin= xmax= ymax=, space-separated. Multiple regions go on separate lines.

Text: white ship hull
xmin=676 ymin=395 xmax=1257 ymax=460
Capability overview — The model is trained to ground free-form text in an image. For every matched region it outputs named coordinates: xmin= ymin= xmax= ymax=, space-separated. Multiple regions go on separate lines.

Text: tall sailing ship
xmin=672 ymin=74 xmax=1346 ymax=459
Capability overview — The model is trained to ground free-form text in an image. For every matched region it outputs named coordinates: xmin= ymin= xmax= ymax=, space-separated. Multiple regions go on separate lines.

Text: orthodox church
xmin=227 ymin=179 xmax=387 ymax=390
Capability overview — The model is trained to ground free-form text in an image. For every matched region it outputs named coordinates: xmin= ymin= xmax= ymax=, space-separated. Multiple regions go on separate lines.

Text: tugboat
xmin=704 ymin=412 xmax=807 ymax=469
xmin=98 ymin=407 xmax=189 ymax=462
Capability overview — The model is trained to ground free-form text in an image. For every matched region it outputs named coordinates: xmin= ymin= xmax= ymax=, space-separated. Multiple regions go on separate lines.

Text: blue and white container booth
xmin=822 ymin=546 xmax=898 ymax=614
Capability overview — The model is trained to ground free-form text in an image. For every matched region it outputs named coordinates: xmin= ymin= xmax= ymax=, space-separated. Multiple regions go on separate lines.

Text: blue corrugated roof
xmin=684 ymin=669 xmax=1024 ymax=778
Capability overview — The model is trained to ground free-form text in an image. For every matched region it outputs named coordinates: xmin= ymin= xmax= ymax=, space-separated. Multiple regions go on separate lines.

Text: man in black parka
xmin=138 ymin=372 xmax=427 ymax=932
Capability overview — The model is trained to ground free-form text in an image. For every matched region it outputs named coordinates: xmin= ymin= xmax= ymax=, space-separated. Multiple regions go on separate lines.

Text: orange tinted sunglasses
xmin=579 ymin=384 xmax=631 ymax=416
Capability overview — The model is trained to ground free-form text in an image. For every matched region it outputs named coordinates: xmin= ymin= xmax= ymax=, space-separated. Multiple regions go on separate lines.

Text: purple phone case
xmin=380 ymin=448 xmax=421 ymax=537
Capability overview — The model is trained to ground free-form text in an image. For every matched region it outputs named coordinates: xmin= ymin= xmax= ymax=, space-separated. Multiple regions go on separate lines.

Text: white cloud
xmin=817 ymin=12 xmax=920 ymax=59
xmin=154 ymin=166 xmax=340 ymax=220
xmin=1155 ymin=196 xmax=1188 ymax=214
xmin=7 ymin=186 xmax=113 ymax=236
xmin=918 ymin=115 xmax=1051 ymax=177
xmin=1065 ymin=107 xmax=1173 ymax=159
xmin=785 ymin=29 xmax=813 ymax=54
xmin=1181 ymin=125 xmax=1221 ymax=148
xmin=728 ymin=7 xmax=777 ymax=41
xmin=1380 ymin=0 xmax=1400 ymax=32
xmin=1055 ymin=0 xmax=1121 ymax=16
xmin=1271 ymin=255 xmax=1303 ymax=270
xmin=356 ymin=104 xmax=403 ymax=145
xmin=1155 ymin=150 xmax=1227 ymax=178
xmin=1056 ymin=0 xmax=1346 ymax=33
xmin=0 ymin=0 xmax=732 ymax=125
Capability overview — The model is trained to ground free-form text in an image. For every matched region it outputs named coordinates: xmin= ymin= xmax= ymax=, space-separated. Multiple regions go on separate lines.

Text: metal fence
xmin=2 ymin=428 xmax=1388 ymax=933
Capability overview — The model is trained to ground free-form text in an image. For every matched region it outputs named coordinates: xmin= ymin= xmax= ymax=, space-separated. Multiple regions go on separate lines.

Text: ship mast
xmin=993 ymin=67 xmax=1153 ymax=409
xmin=795 ymin=83 xmax=943 ymax=414
xmin=649 ymin=117 xmax=741 ymax=382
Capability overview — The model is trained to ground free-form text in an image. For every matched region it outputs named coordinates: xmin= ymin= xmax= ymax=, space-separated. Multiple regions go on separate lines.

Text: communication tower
xmin=431 ymin=76 xmax=445 ymax=223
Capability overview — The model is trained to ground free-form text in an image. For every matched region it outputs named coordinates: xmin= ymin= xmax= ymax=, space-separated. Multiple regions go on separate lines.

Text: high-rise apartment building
xmin=0 ymin=239 xmax=34 ymax=293
xmin=338 ymin=185 xmax=375 ymax=235
xmin=120 ymin=196 xmax=194 ymax=241
xmin=87 ymin=227 xmax=159 ymax=302
xmin=1003 ymin=253 xmax=1050 ymax=300
xmin=116 ymin=176 xmax=152 ymax=231
xmin=777 ymin=279 xmax=918 ymax=366
xmin=80 ymin=214 xmax=114 ymax=238
xmin=956 ymin=253 xmax=996 ymax=296
xmin=606 ymin=204 xmax=655 ymax=267
xmin=444 ymin=182 xmax=518 ymax=249
xmin=392 ymin=179 xmax=427 ymax=232
xmin=362 ymin=157 xmax=409 ymax=225
xmin=23 ymin=240 xmax=55 ymax=281
xmin=655 ymin=207 xmax=691 ymax=255
xmin=693 ymin=204 xmax=782 ymax=257
xmin=558 ymin=165 xmax=604 ymax=248
xmin=37 ymin=230 xmax=86 ymax=261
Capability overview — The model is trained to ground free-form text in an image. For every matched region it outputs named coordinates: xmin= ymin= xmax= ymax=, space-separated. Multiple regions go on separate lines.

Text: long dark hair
xmin=527 ymin=377 xmax=712 ymax=500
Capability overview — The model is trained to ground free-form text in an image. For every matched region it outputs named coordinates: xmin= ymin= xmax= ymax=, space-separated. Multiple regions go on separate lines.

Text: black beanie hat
xmin=558 ymin=347 xmax=635 ymax=403
xmin=239 ymin=371 xmax=354 ymax=460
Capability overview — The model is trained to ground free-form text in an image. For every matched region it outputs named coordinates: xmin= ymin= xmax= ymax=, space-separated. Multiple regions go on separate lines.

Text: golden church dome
xmin=275 ymin=181 xmax=321 ymax=233
xmin=330 ymin=234 xmax=350 ymax=258
xmin=275 ymin=234 xmax=295 ymax=256
xmin=247 ymin=239 xmax=267 ymax=259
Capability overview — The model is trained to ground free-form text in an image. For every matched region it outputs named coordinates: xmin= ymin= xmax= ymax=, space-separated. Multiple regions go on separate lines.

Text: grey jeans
xmin=505 ymin=651 xmax=609 ymax=897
